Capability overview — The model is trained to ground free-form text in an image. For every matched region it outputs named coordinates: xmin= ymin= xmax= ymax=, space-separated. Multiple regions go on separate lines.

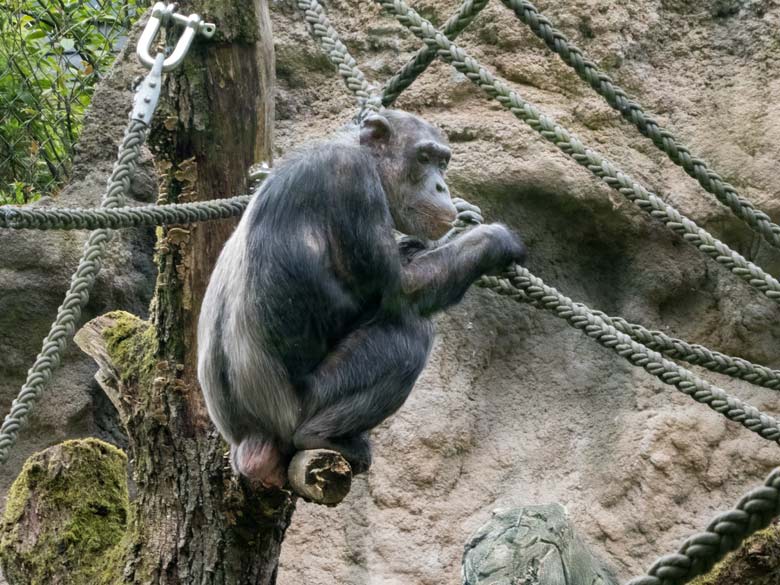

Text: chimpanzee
xmin=197 ymin=110 xmax=526 ymax=488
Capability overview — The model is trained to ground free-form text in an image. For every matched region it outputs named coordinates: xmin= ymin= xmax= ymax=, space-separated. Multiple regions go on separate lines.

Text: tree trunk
xmin=0 ymin=1 xmax=300 ymax=583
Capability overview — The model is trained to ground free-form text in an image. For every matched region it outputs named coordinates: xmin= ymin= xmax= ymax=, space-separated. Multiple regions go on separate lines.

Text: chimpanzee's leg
xmin=294 ymin=432 xmax=373 ymax=475
xmin=401 ymin=223 xmax=526 ymax=316
xmin=293 ymin=314 xmax=434 ymax=473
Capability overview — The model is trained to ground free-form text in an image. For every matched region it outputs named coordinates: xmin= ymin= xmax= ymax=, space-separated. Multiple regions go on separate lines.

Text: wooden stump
xmin=288 ymin=449 xmax=352 ymax=506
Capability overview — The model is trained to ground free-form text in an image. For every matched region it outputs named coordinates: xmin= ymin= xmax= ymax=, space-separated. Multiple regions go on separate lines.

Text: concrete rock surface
xmin=270 ymin=1 xmax=780 ymax=583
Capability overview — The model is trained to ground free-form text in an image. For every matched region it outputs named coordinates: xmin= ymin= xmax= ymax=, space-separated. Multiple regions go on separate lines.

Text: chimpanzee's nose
xmin=436 ymin=182 xmax=448 ymax=194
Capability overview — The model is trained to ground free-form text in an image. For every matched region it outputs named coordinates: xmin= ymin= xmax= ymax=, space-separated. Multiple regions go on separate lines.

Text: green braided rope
xmin=448 ymin=207 xmax=780 ymax=392
xmin=375 ymin=0 xmax=780 ymax=305
xmin=479 ymin=266 xmax=780 ymax=443
xmin=595 ymin=310 xmax=780 ymax=392
xmin=296 ymin=0 xmax=382 ymax=111
xmin=500 ymin=0 xmax=780 ymax=251
xmin=0 ymin=119 xmax=149 ymax=465
xmin=626 ymin=466 xmax=780 ymax=585
xmin=454 ymin=201 xmax=780 ymax=581
xmin=381 ymin=0 xmax=490 ymax=106
xmin=0 ymin=196 xmax=252 ymax=230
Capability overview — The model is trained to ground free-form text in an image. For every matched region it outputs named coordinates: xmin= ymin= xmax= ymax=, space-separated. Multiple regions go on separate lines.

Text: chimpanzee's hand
xmin=451 ymin=197 xmax=483 ymax=226
xmin=478 ymin=223 xmax=527 ymax=274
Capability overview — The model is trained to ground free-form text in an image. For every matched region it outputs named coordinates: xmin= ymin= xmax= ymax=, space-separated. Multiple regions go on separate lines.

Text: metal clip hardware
xmin=137 ymin=2 xmax=216 ymax=72
xmin=131 ymin=53 xmax=165 ymax=124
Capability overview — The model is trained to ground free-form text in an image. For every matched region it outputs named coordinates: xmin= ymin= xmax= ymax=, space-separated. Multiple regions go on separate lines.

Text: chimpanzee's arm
xmin=400 ymin=224 xmax=526 ymax=316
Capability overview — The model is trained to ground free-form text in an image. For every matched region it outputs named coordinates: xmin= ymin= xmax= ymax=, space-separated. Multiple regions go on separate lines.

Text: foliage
xmin=0 ymin=0 xmax=144 ymax=205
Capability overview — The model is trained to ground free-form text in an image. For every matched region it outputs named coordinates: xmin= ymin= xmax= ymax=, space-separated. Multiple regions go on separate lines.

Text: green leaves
xmin=0 ymin=0 xmax=144 ymax=205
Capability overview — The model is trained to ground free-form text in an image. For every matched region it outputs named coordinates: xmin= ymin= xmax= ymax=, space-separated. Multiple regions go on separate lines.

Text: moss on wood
xmin=0 ymin=439 xmax=129 ymax=585
xmin=102 ymin=309 xmax=158 ymax=387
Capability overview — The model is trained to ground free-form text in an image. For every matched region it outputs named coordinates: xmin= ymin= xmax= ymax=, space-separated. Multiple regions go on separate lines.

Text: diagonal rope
xmin=446 ymin=213 xmax=780 ymax=393
xmin=499 ymin=0 xmax=780 ymax=251
xmin=625 ymin=467 xmax=780 ymax=585
xmin=593 ymin=310 xmax=780 ymax=392
xmin=295 ymin=0 xmax=382 ymax=111
xmin=0 ymin=120 xmax=149 ymax=465
xmin=0 ymin=196 xmax=252 ymax=230
xmin=375 ymin=0 xmax=780 ymax=306
xmin=480 ymin=266 xmax=780 ymax=444
xmin=381 ymin=0 xmax=490 ymax=106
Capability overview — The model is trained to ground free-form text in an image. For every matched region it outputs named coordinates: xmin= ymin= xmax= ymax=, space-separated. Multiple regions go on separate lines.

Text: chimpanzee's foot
xmin=292 ymin=431 xmax=372 ymax=475
xmin=231 ymin=437 xmax=287 ymax=488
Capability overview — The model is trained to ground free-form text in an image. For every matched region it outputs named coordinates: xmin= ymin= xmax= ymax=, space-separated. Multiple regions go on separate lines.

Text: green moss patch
xmin=102 ymin=310 xmax=158 ymax=386
xmin=0 ymin=439 xmax=129 ymax=585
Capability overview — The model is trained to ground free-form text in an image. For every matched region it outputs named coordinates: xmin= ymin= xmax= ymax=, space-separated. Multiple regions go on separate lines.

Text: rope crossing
xmin=376 ymin=0 xmax=780 ymax=305
xmin=381 ymin=0 xmax=491 ymax=106
xmin=0 ymin=120 xmax=149 ymax=464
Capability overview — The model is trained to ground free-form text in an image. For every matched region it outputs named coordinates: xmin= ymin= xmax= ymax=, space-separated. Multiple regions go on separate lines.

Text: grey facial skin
xmin=197 ymin=110 xmax=527 ymax=487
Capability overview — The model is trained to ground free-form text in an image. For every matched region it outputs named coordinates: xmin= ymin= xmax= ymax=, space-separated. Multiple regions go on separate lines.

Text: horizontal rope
xmin=375 ymin=0 xmax=780 ymax=306
xmin=0 ymin=196 xmax=251 ymax=230
xmin=500 ymin=0 xmax=780 ymax=251
xmin=381 ymin=0 xmax=490 ymax=106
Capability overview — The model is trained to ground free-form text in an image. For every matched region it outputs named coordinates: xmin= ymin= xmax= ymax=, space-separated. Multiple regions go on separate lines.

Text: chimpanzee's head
xmin=360 ymin=110 xmax=457 ymax=240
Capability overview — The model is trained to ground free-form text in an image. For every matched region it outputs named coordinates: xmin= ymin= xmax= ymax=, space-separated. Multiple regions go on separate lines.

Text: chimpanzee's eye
xmin=417 ymin=151 xmax=430 ymax=164
xmin=438 ymin=159 xmax=448 ymax=171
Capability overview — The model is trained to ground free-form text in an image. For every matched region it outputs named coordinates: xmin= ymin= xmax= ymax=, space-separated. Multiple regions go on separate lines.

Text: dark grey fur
xmin=197 ymin=110 xmax=526 ymax=484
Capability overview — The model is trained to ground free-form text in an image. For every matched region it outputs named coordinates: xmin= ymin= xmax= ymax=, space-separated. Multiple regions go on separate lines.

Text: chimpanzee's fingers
xmin=455 ymin=209 xmax=483 ymax=225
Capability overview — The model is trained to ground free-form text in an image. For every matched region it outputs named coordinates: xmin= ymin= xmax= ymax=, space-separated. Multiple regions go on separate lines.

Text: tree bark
xmin=0 ymin=1 xmax=301 ymax=583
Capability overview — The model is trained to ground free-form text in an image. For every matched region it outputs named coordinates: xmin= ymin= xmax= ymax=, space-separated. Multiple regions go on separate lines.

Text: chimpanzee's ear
xmin=359 ymin=114 xmax=391 ymax=147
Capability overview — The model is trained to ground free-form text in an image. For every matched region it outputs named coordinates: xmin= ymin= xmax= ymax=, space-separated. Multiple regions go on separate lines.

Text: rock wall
xmin=0 ymin=24 xmax=157 ymax=548
xmin=2 ymin=1 xmax=780 ymax=584
xmin=270 ymin=1 xmax=780 ymax=583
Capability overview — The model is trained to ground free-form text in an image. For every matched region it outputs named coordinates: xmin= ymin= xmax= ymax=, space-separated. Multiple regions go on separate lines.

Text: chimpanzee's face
xmin=360 ymin=110 xmax=457 ymax=241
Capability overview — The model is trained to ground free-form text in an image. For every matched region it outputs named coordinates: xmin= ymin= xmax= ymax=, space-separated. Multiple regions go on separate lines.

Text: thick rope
xmin=375 ymin=0 xmax=780 ymax=305
xmin=479 ymin=266 xmax=780 ymax=444
xmin=626 ymin=467 xmax=780 ymax=585
xmin=7 ymin=196 xmax=780 ymax=395
xmin=447 ymin=206 xmax=780 ymax=392
xmin=595 ymin=311 xmax=780 ymax=392
xmin=381 ymin=0 xmax=490 ymax=106
xmin=0 ymin=196 xmax=252 ymax=230
xmin=0 ymin=120 xmax=148 ymax=465
xmin=295 ymin=0 xmax=382 ymax=111
xmin=500 ymin=0 xmax=780 ymax=251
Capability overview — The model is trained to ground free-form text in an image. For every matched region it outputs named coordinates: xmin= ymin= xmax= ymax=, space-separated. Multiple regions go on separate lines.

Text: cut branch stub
xmin=288 ymin=449 xmax=353 ymax=505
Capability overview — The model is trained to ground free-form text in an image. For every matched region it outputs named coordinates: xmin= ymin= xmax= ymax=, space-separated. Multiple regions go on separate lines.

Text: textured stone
xmin=462 ymin=504 xmax=618 ymax=585
xmin=270 ymin=1 xmax=780 ymax=583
